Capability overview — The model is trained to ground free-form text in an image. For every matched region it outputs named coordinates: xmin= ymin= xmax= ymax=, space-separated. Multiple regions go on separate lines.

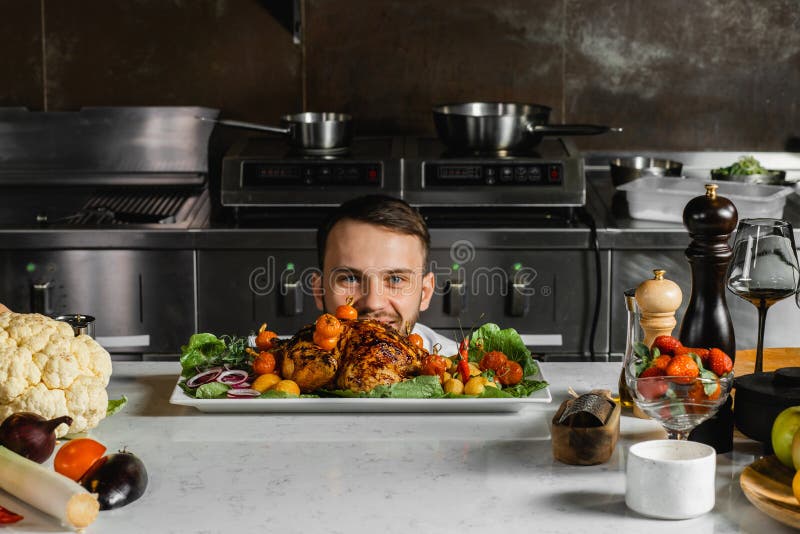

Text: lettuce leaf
xmin=467 ymin=323 xmax=540 ymax=378
xmin=194 ymin=381 xmax=230 ymax=399
xmin=179 ymin=333 xmax=250 ymax=378
xmin=106 ymin=396 xmax=128 ymax=416
xmin=180 ymin=333 xmax=227 ymax=377
xmin=324 ymin=375 xmax=445 ymax=399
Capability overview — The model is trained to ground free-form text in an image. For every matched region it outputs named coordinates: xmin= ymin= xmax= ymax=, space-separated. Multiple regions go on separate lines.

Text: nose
xmin=357 ymin=274 xmax=385 ymax=314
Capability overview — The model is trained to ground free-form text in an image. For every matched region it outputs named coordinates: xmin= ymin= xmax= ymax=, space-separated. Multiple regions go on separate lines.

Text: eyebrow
xmin=331 ymin=267 xmax=418 ymax=276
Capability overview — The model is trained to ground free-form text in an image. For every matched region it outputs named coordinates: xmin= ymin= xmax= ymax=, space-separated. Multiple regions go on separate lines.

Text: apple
xmin=792 ymin=429 xmax=800 ymax=471
xmin=772 ymin=406 xmax=800 ymax=468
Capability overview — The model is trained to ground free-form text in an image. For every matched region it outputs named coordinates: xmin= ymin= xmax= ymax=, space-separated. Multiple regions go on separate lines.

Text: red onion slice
xmin=231 ymin=382 xmax=252 ymax=389
xmin=226 ymin=388 xmax=261 ymax=398
xmin=216 ymin=369 xmax=250 ymax=386
xmin=186 ymin=367 xmax=223 ymax=388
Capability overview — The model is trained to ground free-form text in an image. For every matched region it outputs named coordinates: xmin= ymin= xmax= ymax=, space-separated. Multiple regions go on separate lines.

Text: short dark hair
xmin=317 ymin=195 xmax=430 ymax=269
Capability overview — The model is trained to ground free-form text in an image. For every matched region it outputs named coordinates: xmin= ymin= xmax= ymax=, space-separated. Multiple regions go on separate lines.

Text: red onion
xmin=226 ymin=388 xmax=261 ymax=398
xmin=185 ymin=367 xmax=223 ymax=388
xmin=0 ymin=412 xmax=73 ymax=463
xmin=216 ymin=369 xmax=249 ymax=386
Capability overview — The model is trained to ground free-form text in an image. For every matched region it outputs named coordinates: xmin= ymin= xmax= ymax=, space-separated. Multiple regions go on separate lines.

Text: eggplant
xmin=80 ymin=451 xmax=148 ymax=510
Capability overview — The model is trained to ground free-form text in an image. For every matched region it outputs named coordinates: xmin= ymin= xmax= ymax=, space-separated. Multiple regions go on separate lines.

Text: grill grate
xmin=68 ymin=189 xmax=192 ymax=225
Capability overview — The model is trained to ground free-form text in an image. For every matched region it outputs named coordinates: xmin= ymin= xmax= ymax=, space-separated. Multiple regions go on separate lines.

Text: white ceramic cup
xmin=625 ymin=439 xmax=716 ymax=519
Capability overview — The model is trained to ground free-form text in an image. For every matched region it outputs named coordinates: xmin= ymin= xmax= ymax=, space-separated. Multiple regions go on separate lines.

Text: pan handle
xmin=196 ymin=116 xmax=290 ymax=135
xmin=527 ymin=124 xmax=623 ymax=136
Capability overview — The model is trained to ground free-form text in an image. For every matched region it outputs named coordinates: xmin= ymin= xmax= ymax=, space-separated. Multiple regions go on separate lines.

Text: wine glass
xmin=726 ymin=219 xmax=800 ymax=373
xmin=624 ymin=351 xmax=733 ymax=440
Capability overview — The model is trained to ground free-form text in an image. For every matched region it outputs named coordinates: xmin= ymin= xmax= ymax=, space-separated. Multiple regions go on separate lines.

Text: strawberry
xmin=665 ymin=354 xmax=699 ymax=384
xmin=637 ymin=366 xmax=668 ymax=400
xmin=652 ymin=354 xmax=672 ymax=372
xmin=652 ymin=335 xmax=683 ymax=356
xmin=707 ymin=348 xmax=733 ymax=377
xmin=676 ymin=346 xmax=710 ymax=364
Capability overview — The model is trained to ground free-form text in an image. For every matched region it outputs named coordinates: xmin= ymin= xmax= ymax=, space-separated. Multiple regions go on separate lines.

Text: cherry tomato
xmin=495 ymin=360 xmax=523 ymax=386
xmin=335 ymin=304 xmax=358 ymax=321
xmin=421 ymin=354 xmax=448 ymax=381
xmin=335 ymin=297 xmax=358 ymax=320
xmin=479 ymin=350 xmax=508 ymax=372
xmin=54 ymin=438 xmax=107 ymax=482
xmin=255 ymin=323 xmax=278 ymax=350
xmin=315 ymin=313 xmax=343 ymax=338
xmin=0 ymin=506 xmax=23 ymax=524
xmin=407 ymin=333 xmax=424 ymax=349
xmin=313 ymin=330 xmax=339 ymax=351
xmin=253 ymin=351 xmax=276 ymax=375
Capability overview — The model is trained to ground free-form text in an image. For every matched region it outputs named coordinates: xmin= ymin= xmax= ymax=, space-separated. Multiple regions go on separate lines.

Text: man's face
xmin=313 ymin=219 xmax=435 ymax=333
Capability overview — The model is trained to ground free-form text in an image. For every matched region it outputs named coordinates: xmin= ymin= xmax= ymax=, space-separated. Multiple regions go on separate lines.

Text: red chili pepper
xmin=458 ymin=359 xmax=471 ymax=382
xmin=0 ymin=505 xmax=23 ymax=524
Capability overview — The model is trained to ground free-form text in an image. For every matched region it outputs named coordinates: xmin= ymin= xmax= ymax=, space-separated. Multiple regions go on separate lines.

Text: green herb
xmin=106 ymin=396 xmax=128 ymax=416
xmin=195 ymin=381 xmax=229 ymax=399
xmin=179 ymin=333 xmax=251 ymax=377
xmin=713 ymin=155 xmax=769 ymax=176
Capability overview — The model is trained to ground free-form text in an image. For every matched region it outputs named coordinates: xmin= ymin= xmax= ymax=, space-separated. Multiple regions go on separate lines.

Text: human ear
xmin=418 ymin=271 xmax=435 ymax=312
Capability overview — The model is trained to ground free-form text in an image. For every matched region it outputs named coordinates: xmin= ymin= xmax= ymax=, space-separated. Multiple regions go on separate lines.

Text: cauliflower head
xmin=0 ymin=312 xmax=113 ymax=437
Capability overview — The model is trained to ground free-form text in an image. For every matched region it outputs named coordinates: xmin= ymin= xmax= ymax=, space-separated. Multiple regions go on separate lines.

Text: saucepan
xmin=199 ymin=112 xmax=353 ymax=150
xmin=433 ymin=102 xmax=620 ymax=153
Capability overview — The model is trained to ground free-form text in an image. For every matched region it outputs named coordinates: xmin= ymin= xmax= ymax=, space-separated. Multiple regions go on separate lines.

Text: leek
xmin=0 ymin=445 xmax=98 ymax=530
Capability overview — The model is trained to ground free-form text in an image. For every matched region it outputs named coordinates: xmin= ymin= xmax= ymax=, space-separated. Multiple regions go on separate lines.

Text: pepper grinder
xmin=679 ymin=183 xmax=737 ymax=453
xmin=635 ymin=269 xmax=683 ymax=349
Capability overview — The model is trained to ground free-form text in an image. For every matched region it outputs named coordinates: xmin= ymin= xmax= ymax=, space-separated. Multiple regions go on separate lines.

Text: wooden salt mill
xmin=635 ymin=269 xmax=683 ymax=349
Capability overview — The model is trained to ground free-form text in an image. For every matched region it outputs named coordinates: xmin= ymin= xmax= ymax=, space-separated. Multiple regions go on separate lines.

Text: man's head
xmin=312 ymin=195 xmax=435 ymax=332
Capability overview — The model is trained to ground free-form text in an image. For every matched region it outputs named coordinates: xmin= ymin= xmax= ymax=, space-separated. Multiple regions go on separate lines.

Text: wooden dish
xmin=740 ymin=455 xmax=800 ymax=528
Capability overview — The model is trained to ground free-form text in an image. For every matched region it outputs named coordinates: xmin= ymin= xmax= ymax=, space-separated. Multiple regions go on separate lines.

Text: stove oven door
xmin=0 ymin=250 xmax=196 ymax=359
xmin=420 ymin=246 xmax=610 ymax=361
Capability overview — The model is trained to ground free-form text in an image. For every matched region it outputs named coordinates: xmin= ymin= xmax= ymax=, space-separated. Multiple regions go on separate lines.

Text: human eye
xmin=386 ymin=273 xmax=409 ymax=287
xmin=333 ymin=271 xmax=359 ymax=286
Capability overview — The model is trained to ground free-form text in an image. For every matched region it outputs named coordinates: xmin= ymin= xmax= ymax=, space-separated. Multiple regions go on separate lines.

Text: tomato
xmin=335 ymin=304 xmax=358 ymax=321
xmin=335 ymin=297 xmax=358 ymax=320
xmin=421 ymin=354 xmax=448 ymax=381
xmin=479 ymin=350 xmax=508 ymax=372
xmin=54 ymin=438 xmax=107 ymax=482
xmin=313 ymin=330 xmax=339 ymax=351
xmin=253 ymin=351 xmax=276 ymax=375
xmin=315 ymin=313 xmax=343 ymax=338
xmin=407 ymin=333 xmax=424 ymax=349
xmin=0 ymin=506 xmax=23 ymax=524
xmin=255 ymin=323 xmax=278 ymax=350
xmin=495 ymin=360 xmax=523 ymax=386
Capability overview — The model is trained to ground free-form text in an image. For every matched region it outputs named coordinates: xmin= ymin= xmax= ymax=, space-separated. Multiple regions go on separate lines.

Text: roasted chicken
xmin=277 ymin=318 xmax=427 ymax=393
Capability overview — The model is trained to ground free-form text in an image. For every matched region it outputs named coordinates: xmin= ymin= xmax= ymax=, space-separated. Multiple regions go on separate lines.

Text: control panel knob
xmin=280 ymin=270 xmax=303 ymax=316
xmin=30 ymin=280 xmax=54 ymax=315
xmin=443 ymin=280 xmax=467 ymax=316
xmin=507 ymin=269 xmax=530 ymax=317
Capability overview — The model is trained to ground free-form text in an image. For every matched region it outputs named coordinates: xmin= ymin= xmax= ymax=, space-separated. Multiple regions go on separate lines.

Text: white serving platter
xmin=169 ymin=370 xmax=551 ymax=413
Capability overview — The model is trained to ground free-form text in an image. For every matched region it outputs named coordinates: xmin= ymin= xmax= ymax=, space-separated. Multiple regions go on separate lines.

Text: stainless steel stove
xmin=403 ymin=137 xmax=585 ymax=207
xmin=220 ymin=136 xmax=403 ymax=208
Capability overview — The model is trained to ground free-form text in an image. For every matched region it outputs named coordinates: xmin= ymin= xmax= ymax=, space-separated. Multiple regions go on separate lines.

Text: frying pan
xmin=433 ymin=102 xmax=620 ymax=153
xmin=200 ymin=112 xmax=352 ymax=150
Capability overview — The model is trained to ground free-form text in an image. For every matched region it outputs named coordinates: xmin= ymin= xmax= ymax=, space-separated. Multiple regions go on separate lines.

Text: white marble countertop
xmin=0 ymin=361 xmax=790 ymax=533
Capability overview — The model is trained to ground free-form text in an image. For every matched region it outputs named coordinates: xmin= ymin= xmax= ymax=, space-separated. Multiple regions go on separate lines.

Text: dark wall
xmin=1 ymin=0 xmax=798 ymax=151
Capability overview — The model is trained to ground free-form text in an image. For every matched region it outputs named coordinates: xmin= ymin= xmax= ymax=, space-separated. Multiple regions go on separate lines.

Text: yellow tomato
xmin=793 ymin=469 xmax=800 ymax=503
xmin=444 ymin=378 xmax=464 ymax=395
xmin=252 ymin=373 xmax=282 ymax=393
xmin=273 ymin=379 xmax=301 ymax=396
xmin=464 ymin=377 xmax=486 ymax=395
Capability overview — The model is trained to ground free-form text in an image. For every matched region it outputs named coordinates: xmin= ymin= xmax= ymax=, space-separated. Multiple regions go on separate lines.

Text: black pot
xmin=734 ymin=367 xmax=800 ymax=451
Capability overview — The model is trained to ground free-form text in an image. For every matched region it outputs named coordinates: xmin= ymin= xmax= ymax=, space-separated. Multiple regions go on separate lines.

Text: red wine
xmin=729 ymin=286 xmax=797 ymax=307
